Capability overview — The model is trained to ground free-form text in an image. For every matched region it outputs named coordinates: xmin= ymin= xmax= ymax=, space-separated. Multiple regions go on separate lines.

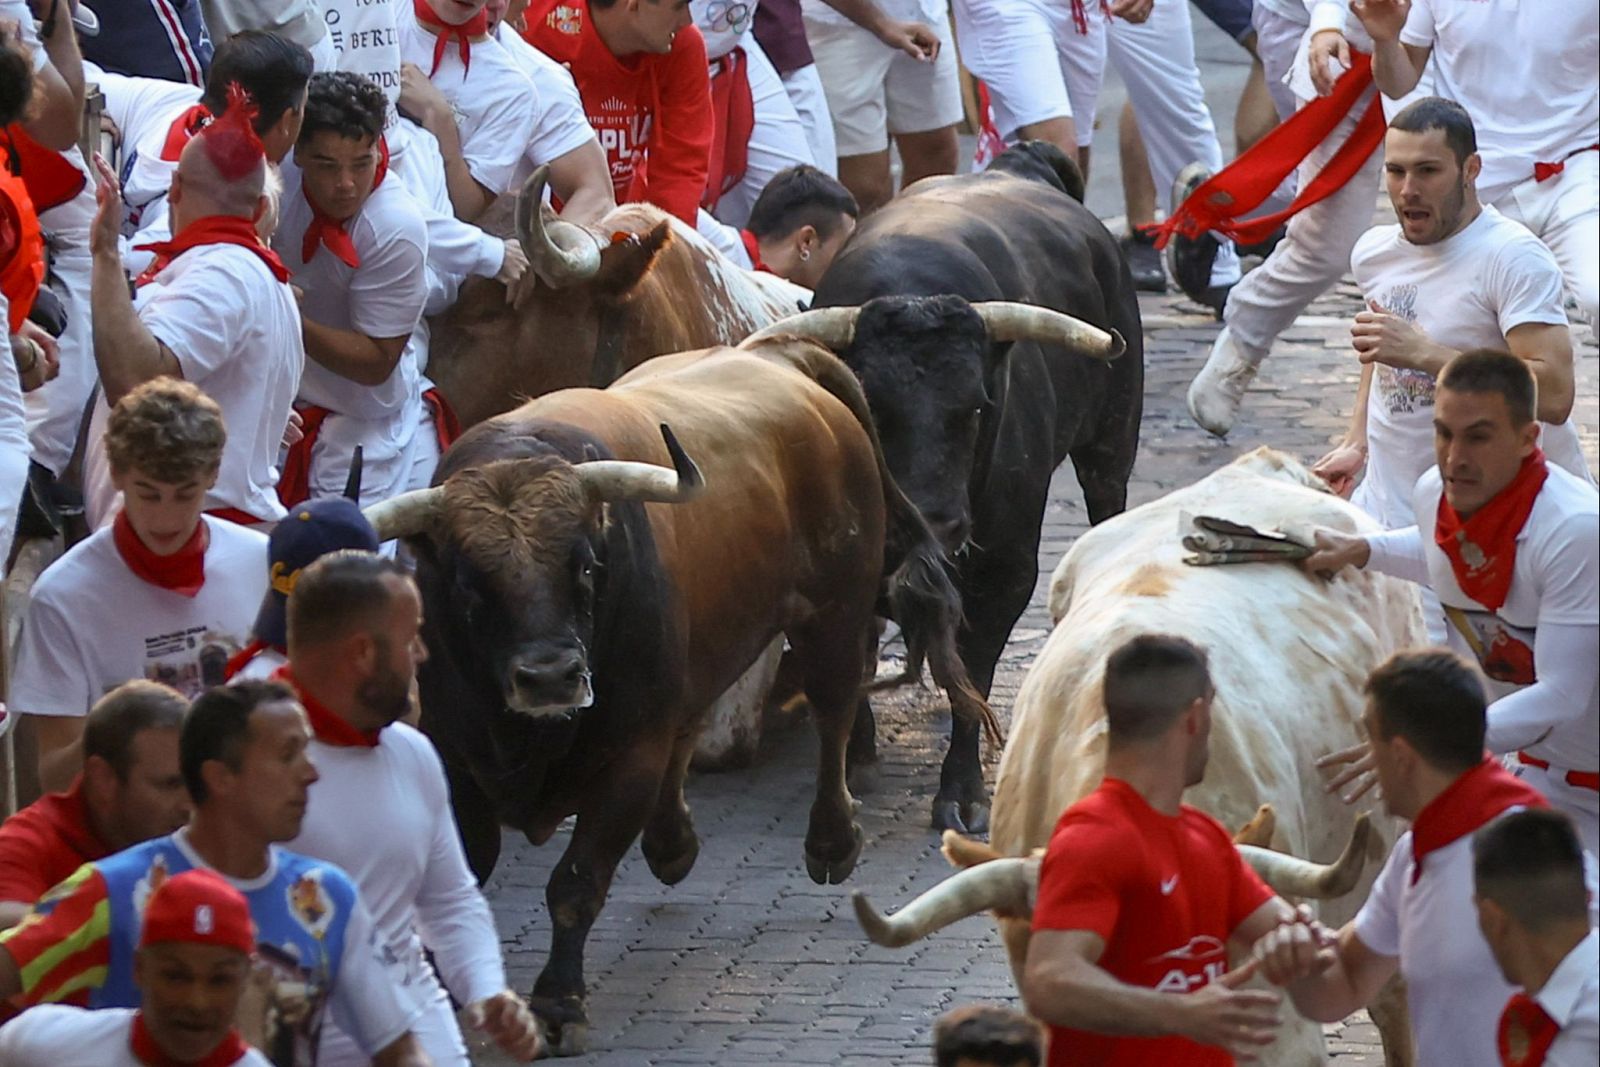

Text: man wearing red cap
xmin=273 ymin=72 xmax=435 ymax=510
xmin=0 ymin=868 xmax=273 ymax=1066
xmin=522 ymin=0 xmax=714 ymax=227
xmin=83 ymin=81 xmax=306 ymax=530
xmin=278 ymin=551 xmax=544 ymax=1064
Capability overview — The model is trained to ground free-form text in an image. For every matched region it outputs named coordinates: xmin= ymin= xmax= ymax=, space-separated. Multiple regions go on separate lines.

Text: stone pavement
xmin=478 ymin=281 xmax=1600 ymax=1065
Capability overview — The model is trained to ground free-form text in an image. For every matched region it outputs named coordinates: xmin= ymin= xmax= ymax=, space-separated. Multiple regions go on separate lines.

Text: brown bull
xmin=363 ymin=330 xmax=1039 ymax=1052
xmin=426 ymin=167 xmax=809 ymax=428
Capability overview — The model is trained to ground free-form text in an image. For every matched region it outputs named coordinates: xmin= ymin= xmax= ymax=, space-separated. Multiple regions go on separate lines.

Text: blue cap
xmin=251 ymin=499 xmax=381 ymax=649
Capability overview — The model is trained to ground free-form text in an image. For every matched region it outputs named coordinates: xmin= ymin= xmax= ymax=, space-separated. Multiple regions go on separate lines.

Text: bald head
xmin=172 ymin=135 xmax=269 ymax=225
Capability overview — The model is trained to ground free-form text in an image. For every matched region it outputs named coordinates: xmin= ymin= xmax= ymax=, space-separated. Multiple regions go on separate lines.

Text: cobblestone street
xmin=478 ymin=281 xmax=1600 ymax=1065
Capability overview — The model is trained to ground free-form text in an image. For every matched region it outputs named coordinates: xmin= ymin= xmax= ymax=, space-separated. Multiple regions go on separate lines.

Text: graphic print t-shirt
xmin=10 ymin=518 xmax=268 ymax=716
xmin=1032 ymin=778 xmax=1274 ymax=1067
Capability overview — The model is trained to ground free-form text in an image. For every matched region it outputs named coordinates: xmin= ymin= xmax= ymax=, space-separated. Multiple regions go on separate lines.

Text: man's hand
xmin=1311 ymin=440 xmax=1366 ymax=499
xmin=1251 ymin=905 xmax=1339 ymax=986
xmin=399 ymin=62 xmax=452 ymax=130
xmin=1351 ymin=300 xmax=1447 ymax=373
xmin=13 ymin=321 xmax=60 ymax=391
xmin=1350 ymin=0 xmax=1412 ymax=44
xmin=497 ymin=237 xmax=529 ymax=304
xmin=1300 ymin=527 xmax=1371 ymax=580
xmin=873 ymin=19 xmax=939 ymax=61
xmin=1308 ymin=30 xmax=1351 ymax=96
xmin=1172 ymin=959 xmax=1282 ymax=1060
xmin=282 ymin=408 xmax=304 ymax=449
xmin=1109 ymin=0 xmax=1154 ymax=24
xmin=89 ymin=153 xmax=123 ymax=261
xmin=465 ymin=991 xmax=545 ymax=1061
xmin=1317 ymin=742 xmax=1378 ymax=804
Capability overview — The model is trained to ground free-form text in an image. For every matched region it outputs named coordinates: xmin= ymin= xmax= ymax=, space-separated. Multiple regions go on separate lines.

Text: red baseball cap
xmin=139 ymin=869 xmax=256 ymax=956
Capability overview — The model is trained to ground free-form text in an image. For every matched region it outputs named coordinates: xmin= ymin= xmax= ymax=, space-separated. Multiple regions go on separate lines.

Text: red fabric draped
xmin=134 ymin=214 xmax=291 ymax=286
xmin=300 ymin=136 xmax=390 ymax=268
xmin=1435 ymin=449 xmax=1549 ymax=613
xmin=273 ymin=666 xmax=382 ymax=747
xmin=413 ymin=0 xmax=489 ymax=76
xmin=159 ymin=103 xmax=213 ymax=162
xmin=1410 ymin=757 xmax=1547 ymax=884
xmin=703 ymin=47 xmax=755 ymax=212
xmin=112 ymin=511 xmax=206 ymax=597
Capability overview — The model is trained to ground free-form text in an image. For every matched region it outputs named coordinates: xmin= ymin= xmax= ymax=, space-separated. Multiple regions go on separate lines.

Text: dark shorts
xmin=1191 ymin=0 xmax=1255 ymax=45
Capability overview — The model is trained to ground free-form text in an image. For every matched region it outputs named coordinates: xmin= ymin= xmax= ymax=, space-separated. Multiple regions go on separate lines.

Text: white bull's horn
xmin=363 ymin=486 xmax=445 ymax=542
xmin=516 ymin=165 xmax=601 ymax=288
xmin=853 ymin=856 xmax=1034 ymax=948
xmin=742 ymin=307 xmax=861 ymax=350
xmin=1237 ymin=813 xmax=1374 ymax=900
xmin=575 ymin=424 xmax=706 ymax=504
xmin=972 ymin=301 xmax=1126 ymax=362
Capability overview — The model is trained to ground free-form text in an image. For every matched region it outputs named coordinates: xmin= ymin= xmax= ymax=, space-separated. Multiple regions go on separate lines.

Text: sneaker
xmin=1234 ymin=223 xmax=1287 ymax=262
xmin=1186 ymin=326 xmax=1266 ymax=437
xmin=1165 ymin=162 xmax=1221 ymax=308
xmin=1120 ymin=228 xmax=1167 ymax=293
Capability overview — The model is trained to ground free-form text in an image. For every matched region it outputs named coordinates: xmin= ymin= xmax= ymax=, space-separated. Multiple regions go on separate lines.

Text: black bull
xmin=765 ymin=141 xmax=1145 ymax=834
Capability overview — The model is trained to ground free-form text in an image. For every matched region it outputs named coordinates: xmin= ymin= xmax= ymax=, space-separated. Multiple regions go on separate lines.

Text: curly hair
xmin=104 ymin=378 xmax=227 ymax=484
xmin=299 ymin=71 xmax=387 ymax=146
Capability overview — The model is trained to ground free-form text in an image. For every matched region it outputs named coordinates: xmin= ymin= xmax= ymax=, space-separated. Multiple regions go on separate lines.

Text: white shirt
xmin=1400 ymin=0 xmax=1599 ymax=206
xmin=397 ymin=19 xmax=536 ymax=196
xmin=1351 ymin=206 xmax=1590 ymax=529
xmin=1540 ymin=928 xmax=1600 ymax=1067
xmin=274 ymin=167 xmax=428 ymax=431
xmin=0 ymin=1006 xmax=272 ymax=1067
xmin=322 ymin=0 xmax=406 ymax=122
xmin=1354 ymin=812 xmax=1600 ymax=1067
xmin=89 ymin=64 xmax=202 ymax=230
xmin=493 ymin=22 xmax=600 ymax=182
xmin=291 ymin=723 xmax=506 ymax=1063
xmin=10 ymin=518 xmax=268 ymax=716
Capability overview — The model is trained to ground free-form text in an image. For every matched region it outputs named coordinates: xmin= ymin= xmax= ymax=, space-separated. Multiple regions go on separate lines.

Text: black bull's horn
xmin=852 ymin=814 xmax=1374 ymax=948
xmin=743 ymin=301 xmax=1127 ymax=362
xmin=361 ymin=424 xmax=706 ymax=542
xmin=516 ymin=164 xmax=602 ymax=288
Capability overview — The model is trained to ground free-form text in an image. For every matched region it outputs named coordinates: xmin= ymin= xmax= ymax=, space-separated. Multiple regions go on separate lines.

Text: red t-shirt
xmin=1032 ymin=778 xmax=1274 ymax=1067
xmin=523 ymin=0 xmax=713 ymax=225
xmin=0 ymin=777 xmax=112 ymax=904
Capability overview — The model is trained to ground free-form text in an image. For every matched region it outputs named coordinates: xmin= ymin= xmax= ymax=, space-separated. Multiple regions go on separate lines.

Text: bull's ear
xmin=591 ymin=220 xmax=673 ymax=297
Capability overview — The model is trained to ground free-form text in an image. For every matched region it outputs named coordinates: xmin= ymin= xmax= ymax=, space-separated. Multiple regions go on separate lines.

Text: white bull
xmin=858 ymin=449 xmax=1428 ymax=1066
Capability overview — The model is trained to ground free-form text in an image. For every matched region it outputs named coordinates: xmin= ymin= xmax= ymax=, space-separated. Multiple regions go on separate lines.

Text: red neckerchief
xmin=300 ymin=136 xmax=390 ymax=268
xmin=272 ymin=666 xmax=382 ymax=748
xmin=222 ymin=638 xmax=275 ymax=682
xmin=739 ymin=229 xmax=771 ymax=273
xmin=1498 ymin=991 xmax=1561 ymax=1067
xmin=1435 ymin=448 xmax=1549 ymax=612
xmin=130 ymin=1011 xmax=251 ymax=1067
xmin=1534 ymin=143 xmax=1599 ymax=183
xmin=159 ymin=103 xmax=213 ymax=162
xmin=413 ymin=0 xmax=490 ymax=76
xmin=134 ymin=214 xmax=291 ymax=287
xmin=112 ymin=511 xmax=207 ymax=598
xmin=1410 ymin=757 xmax=1546 ymax=884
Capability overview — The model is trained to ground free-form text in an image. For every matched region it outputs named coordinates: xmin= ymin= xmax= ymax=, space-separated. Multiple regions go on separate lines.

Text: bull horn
xmin=853 ymin=856 xmax=1034 ymax=948
xmin=1237 ymin=813 xmax=1374 ymax=900
xmin=575 ymin=424 xmax=706 ymax=504
xmin=972 ymin=301 xmax=1125 ymax=362
xmin=742 ymin=307 xmax=860 ymax=350
xmin=363 ymin=486 xmax=445 ymax=542
xmin=516 ymin=165 xmax=601 ymax=288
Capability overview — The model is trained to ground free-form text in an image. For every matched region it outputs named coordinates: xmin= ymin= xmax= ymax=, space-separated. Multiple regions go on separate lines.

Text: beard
xmin=357 ymin=664 xmax=412 ymax=728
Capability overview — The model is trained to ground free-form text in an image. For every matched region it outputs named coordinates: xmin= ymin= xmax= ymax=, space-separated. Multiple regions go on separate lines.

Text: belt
xmin=1517 ymin=751 xmax=1600 ymax=792
xmin=1533 ymin=143 xmax=1599 ymax=183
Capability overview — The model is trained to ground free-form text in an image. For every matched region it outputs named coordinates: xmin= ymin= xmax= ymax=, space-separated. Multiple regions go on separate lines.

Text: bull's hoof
xmin=847 ymin=761 xmax=881 ymax=797
xmin=804 ymin=824 xmax=864 ymax=885
xmin=644 ymin=831 xmax=700 ymax=887
xmin=931 ymin=797 xmax=990 ymax=836
xmin=528 ymin=995 xmax=588 ymax=1057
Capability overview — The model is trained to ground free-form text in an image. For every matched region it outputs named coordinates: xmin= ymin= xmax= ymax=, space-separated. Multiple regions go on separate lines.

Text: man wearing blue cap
xmin=226 ymin=497 xmax=382 ymax=681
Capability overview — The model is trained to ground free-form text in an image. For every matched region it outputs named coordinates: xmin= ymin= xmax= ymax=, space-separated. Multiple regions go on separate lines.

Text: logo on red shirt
xmin=1149 ymin=935 xmax=1229 ymax=993
xmin=548 ymin=4 xmax=582 ymax=34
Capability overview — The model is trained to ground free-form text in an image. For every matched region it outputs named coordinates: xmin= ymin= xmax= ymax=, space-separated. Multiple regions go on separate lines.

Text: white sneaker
xmin=1187 ymin=326 xmax=1266 ymax=437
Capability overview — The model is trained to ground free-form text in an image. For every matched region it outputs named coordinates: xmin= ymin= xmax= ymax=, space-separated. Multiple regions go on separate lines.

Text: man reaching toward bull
xmin=1306 ymin=352 xmax=1599 ymax=858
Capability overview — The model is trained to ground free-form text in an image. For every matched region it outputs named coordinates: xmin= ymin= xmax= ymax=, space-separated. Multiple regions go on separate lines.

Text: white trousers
xmin=0 ymin=294 xmax=27 ymax=567
xmin=1109 ymin=0 xmax=1241 ymax=287
xmin=711 ymin=36 xmax=816 ymax=230
xmin=780 ymin=63 xmax=837 ymax=178
xmin=1221 ymin=86 xmax=1383 ymax=354
xmin=951 ymin=0 xmax=1106 ymax=147
xmin=1495 ymin=149 xmax=1599 ymax=330
xmin=24 ymin=181 xmax=96 ymax=478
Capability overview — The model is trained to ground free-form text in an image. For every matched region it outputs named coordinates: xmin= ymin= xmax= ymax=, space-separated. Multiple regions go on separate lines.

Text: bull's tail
xmin=774 ymin=345 xmax=1004 ymax=749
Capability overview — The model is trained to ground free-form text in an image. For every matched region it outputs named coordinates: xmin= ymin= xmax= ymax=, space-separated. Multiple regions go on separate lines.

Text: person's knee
xmin=837 ymin=153 xmax=893 ymax=212
xmin=895 ymin=126 xmax=960 ymax=181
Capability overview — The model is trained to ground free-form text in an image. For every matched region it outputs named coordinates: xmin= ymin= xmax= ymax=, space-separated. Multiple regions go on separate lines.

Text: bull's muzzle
xmin=506 ymin=647 xmax=595 ymax=716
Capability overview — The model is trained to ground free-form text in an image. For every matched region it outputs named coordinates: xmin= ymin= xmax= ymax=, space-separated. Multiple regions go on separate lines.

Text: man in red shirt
xmin=523 ymin=0 xmax=713 ymax=226
xmin=1020 ymin=634 xmax=1300 ymax=1066
xmin=0 ymin=680 xmax=188 ymax=929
